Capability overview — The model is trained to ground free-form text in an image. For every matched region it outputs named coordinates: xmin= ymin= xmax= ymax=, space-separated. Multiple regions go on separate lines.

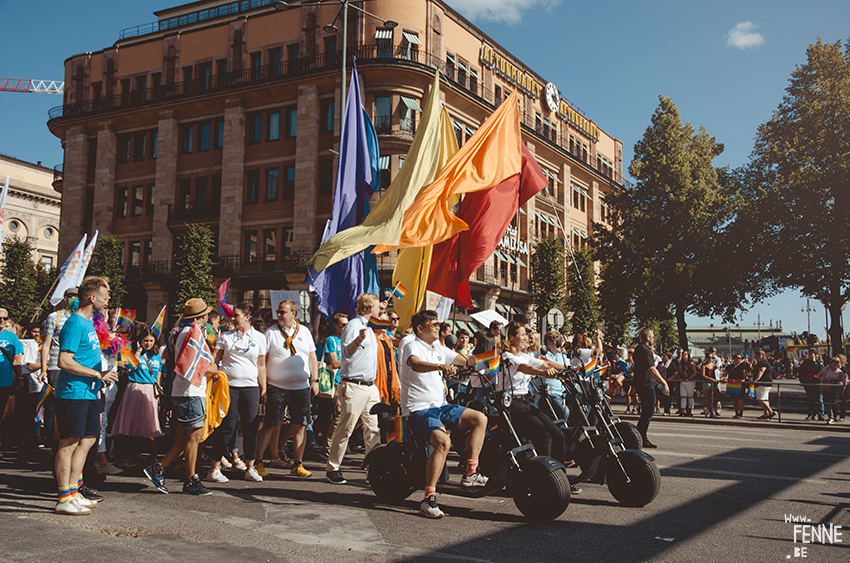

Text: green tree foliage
xmin=0 ymin=237 xmax=38 ymax=325
xmin=594 ymin=95 xmax=740 ymax=349
xmin=175 ymin=224 xmax=216 ymax=320
xmin=596 ymin=258 xmax=633 ymax=351
xmin=88 ymin=235 xmax=126 ymax=309
xmin=744 ymin=38 xmax=850 ymax=357
xmin=565 ymin=248 xmax=599 ymax=335
xmin=530 ymin=236 xmax=566 ymax=333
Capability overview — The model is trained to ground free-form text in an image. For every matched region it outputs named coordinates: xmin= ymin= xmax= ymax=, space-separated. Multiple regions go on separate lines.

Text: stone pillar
xmin=152 ymin=110 xmax=178 ymax=262
xmin=92 ymin=121 xmax=116 ymax=234
xmin=482 ymin=288 xmax=500 ymax=311
xmin=218 ymin=98 xmax=246 ymax=257
xmin=59 ymin=126 xmax=89 ymax=259
xmin=144 ymin=284 xmax=169 ymax=325
xmin=292 ymin=83 xmax=319 ymax=254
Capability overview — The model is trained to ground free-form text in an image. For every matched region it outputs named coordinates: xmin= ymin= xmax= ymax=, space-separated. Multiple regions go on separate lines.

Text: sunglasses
xmin=390 ymin=317 xmax=399 ymax=321
xmin=0 ymin=317 xmax=7 ymax=321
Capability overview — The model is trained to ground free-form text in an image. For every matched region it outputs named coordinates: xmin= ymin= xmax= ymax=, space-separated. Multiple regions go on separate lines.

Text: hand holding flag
xmin=150 ymin=305 xmax=167 ymax=339
xmin=174 ymin=322 xmax=214 ymax=387
xmin=473 ymin=348 xmax=500 ymax=377
xmin=368 ymin=316 xmax=393 ymax=331
xmin=390 ymin=281 xmax=408 ymax=301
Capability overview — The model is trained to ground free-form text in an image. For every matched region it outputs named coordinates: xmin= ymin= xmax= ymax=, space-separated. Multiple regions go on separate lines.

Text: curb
xmin=617 ymin=412 xmax=850 ymax=433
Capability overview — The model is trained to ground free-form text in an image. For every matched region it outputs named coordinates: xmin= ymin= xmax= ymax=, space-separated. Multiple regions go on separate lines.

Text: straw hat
xmin=183 ymin=298 xmax=212 ymax=320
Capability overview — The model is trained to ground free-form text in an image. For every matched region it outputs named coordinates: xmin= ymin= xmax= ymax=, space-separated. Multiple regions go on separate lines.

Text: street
xmin=1 ymin=419 xmax=848 ymax=563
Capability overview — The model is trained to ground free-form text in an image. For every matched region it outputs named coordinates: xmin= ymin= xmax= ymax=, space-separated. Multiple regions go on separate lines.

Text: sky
xmin=1 ymin=0 xmax=848 ymax=337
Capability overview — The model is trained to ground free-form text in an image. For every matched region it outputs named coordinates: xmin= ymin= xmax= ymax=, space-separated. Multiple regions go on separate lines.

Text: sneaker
xmin=114 ymin=458 xmax=137 ymax=469
xmin=827 ymin=418 xmax=835 ymax=425
xmin=290 ymin=463 xmax=312 ymax=478
xmin=206 ymin=467 xmax=229 ymax=483
xmin=183 ymin=475 xmax=212 ymax=495
xmin=220 ymin=457 xmax=233 ymax=470
xmin=769 ymin=411 xmax=777 ymax=420
xmin=570 ymin=485 xmax=582 ymax=494
xmin=255 ymin=463 xmax=269 ymax=477
xmin=266 ymin=458 xmax=292 ymax=469
xmin=642 ymin=439 xmax=657 ymax=449
xmin=326 ymin=470 xmax=347 ymax=484
xmin=143 ymin=462 xmax=169 ymax=494
xmin=54 ymin=498 xmax=90 ymax=516
xmin=245 ymin=466 xmax=263 ymax=482
xmin=96 ymin=462 xmax=123 ymax=476
xmin=75 ymin=494 xmax=98 ymax=508
xmin=732 ymin=413 xmax=743 ymax=419
xmin=232 ymin=458 xmax=248 ymax=471
xmin=419 ymin=495 xmax=444 ymax=519
xmin=79 ymin=485 xmax=103 ymax=502
xmin=461 ymin=472 xmax=489 ymax=488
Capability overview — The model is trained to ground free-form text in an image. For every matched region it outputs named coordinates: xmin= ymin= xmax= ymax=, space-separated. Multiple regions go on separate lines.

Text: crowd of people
xmin=1 ymin=280 xmax=846 ymax=519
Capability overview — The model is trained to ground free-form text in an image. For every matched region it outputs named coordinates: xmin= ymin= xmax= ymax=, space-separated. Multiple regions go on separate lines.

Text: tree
xmin=175 ymin=224 xmax=216 ymax=320
xmin=89 ymin=235 xmax=126 ymax=309
xmin=596 ymin=258 xmax=633 ymax=351
xmin=564 ymin=248 xmax=599 ymax=335
xmin=594 ymin=95 xmax=740 ymax=349
xmin=0 ymin=237 xmax=38 ymax=324
xmin=745 ymin=38 xmax=850 ymax=357
xmin=530 ymin=236 xmax=566 ymax=333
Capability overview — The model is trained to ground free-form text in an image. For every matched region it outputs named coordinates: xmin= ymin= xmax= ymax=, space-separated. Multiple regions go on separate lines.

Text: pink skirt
xmin=112 ymin=382 xmax=164 ymax=438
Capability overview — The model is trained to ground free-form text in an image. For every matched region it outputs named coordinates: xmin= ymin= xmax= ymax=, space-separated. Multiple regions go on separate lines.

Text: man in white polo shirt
xmin=401 ymin=310 xmax=489 ymax=519
xmin=256 ymin=299 xmax=317 ymax=478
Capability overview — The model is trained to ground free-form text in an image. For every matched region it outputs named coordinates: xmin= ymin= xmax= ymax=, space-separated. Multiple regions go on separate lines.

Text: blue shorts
xmin=408 ymin=404 xmax=467 ymax=444
xmin=172 ymin=396 xmax=205 ymax=430
xmin=54 ymin=398 xmax=100 ymax=439
xmin=265 ymin=386 xmax=312 ymax=427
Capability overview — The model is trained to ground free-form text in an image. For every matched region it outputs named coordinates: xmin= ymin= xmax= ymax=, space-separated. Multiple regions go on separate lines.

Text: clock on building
xmin=545 ymin=82 xmax=560 ymax=113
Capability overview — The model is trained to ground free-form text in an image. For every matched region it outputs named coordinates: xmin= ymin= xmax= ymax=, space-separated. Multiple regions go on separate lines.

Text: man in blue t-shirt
xmin=53 ymin=276 xmax=118 ymax=516
xmin=0 ymin=308 xmax=24 ymax=456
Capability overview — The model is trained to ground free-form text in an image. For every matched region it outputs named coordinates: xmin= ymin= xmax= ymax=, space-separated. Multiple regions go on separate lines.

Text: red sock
xmin=465 ymin=459 xmax=479 ymax=476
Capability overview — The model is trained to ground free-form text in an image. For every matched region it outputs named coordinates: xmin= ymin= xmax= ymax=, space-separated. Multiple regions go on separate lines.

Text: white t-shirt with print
xmin=399 ymin=337 xmax=458 ymax=416
xmin=215 ymin=327 xmax=268 ymax=388
xmin=501 ymin=351 xmax=544 ymax=395
xmin=264 ymin=322 xmax=316 ymax=390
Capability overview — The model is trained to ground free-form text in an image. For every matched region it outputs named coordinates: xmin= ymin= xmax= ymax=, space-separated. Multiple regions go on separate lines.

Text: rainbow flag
xmin=218 ymin=278 xmax=233 ymax=320
xmin=150 ymin=305 xmax=167 ymax=339
xmin=121 ymin=347 xmax=141 ymax=370
xmin=34 ymin=384 xmax=53 ymax=423
xmin=474 ymin=349 xmax=500 ymax=377
xmin=368 ymin=316 xmax=393 ymax=331
xmin=390 ymin=282 xmax=408 ymax=301
xmin=387 ymin=416 xmax=408 ymax=444
xmin=115 ymin=309 xmax=136 ymax=331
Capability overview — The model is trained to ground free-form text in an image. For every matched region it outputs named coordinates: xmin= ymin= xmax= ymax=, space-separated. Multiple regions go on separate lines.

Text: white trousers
xmin=326 ymin=381 xmax=380 ymax=472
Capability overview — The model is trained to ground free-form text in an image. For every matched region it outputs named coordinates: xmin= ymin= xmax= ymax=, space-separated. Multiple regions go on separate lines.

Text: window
xmin=266 ymin=168 xmax=279 ymax=201
xmin=145 ymin=240 xmax=153 ymax=267
xmin=494 ymin=85 xmax=502 ymax=107
xmin=246 ymin=170 xmax=260 ymax=203
xmin=454 ymin=121 xmax=463 ymax=147
xmin=215 ymin=119 xmax=224 ymax=148
xmin=445 ymin=54 xmax=456 ymax=81
xmin=147 ymin=184 xmax=155 ymax=215
xmin=178 ymin=179 xmax=191 ymax=205
xmin=130 ymin=241 xmax=141 ymax=267
xmin=116 ymin=187 xmax=128 ymax=218
xmin=196 ymin=177 xmax=208 ymax=202
xmin=321 ymin=100 xmax=335 ymax=133
xmin=118 ymin=134 xmax=131 ymax=163
xmin=319 ymin=158 xmax=333 ymax=197
xmin=199 ymin=62 xmax=212 ymax=90
xmin=199 ymin=122 xmax=211 ymax=151
xmin=217 ymin=58 xmax=227 ymax=79
xmin=181 ymin=125 xmax=194 ymax=153
xmin=283 ymin=165 xmax=296 ymax=200
xmin=249 ymin=114 xmax=262 ymax=144
xmin=288 ymin=43 xmax=300 ymax=71
xmin=399 ymin=97 xmax=420 ymax=134
xmin=375 ymin=96 xmax=391 ymax=131
xmin=40 ymin=256 xmax=53 ymax=267
xmin=134 ymin=75 xmax=146 ymax=102
xmin=469 ymin=68 xmax=478 ymax=95
xmin=269 ymin=111 xmax=281 ymax=141
xmin=134 ymin=132 xmax=147 ymax=161
xmin=324 ymin=36 xmax=338 ymax=64
xmin=269 ymin=47 xmax=281 ymax=77
xmin=263 ymin=229 xmax=277 ymax=259
xmin=150 ymin=131 xmax=158 ymax=158
xmin=244 ymin=231 xmax=258 ymax=262
xmin=457 ymin=58 xmax=468 ymax=89
xmin=282 ymin=227 xmax=293 ymax=255
xmin=250 ymin=52 xmax=262 ymax=81
xmin=285 ymin=107 xmax=297 ymax=138
xmin=376 ymin=29 xmax=392 ymax=58
xmin=184 ymin=66 xmax=193 ymax=92
xmin=132 ymin=186 xmax=144 ymax=216
xmin=400 ymin=31 xmax=420 ymax=60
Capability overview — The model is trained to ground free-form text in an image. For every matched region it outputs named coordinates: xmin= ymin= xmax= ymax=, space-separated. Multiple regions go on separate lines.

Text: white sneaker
xmin=55 ymin=498 xmax=90 ymax=515
xmin=245 ymin=466 xmax=263 ymax=482
xmin=461 ymin=472 xmax=489 ymax=488
xmin=75 ymin=494 xmax=98 ymax=508
xmin=96 ymin=462 xmax=123 ymax=476
xmin=206 ymin=467 xmax=229 ymax=483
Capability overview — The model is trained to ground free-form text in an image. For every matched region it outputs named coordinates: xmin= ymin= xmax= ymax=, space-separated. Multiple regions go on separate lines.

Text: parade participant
xmin=326 ymin=293 xmax=382 ymax=485
xmin=323 ymin=312 xmax=347 ymax=449
xmin=700 ymin=347 xmax=721 ymax=418
xmin=534 ymin=331 xmax=568 ymax=420
xmin=633 ymin=328 xmax=669 ymax=448
xmin=752 ymin=350 xmax=776 ymax=419
xmin=255 ymin=299 xmax=315 ymax=479
xmin=39 ymin=287 xmax=78 ymax=442
xmin=206 ymin=302 xmax=267 ymax=483
xmin=724 ymin=354 xmax=749 ymax=419
xmin=144 ymin=298 xmax=215 ymax=496
xmin=374 ymin=312 xmax=400 ymax=409
xmin=677 ymin=350 xmax=697 ymax=416
xmin=402 ymin=310 xmax=489 ymax=518
xmin=18 ymin=325 xmax=44 ymax=446
xmin=819 ymin=357 xmax=847 ymax=424
xmin=454 ymin=329 xmax=473 ymax=355
xmin=0 ymin=309 xmax=23 ymax=454
xmin=799 ymin=350 xmax=825 ymax=421
xmin=111 ymin=325 xmax=164 ymax=460
xmin=53 ymin=276 xmax=119 ymax=515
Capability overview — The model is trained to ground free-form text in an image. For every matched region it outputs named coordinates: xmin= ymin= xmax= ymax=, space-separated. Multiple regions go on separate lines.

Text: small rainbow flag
xmin=390 ymin=282 xmax=408 ymax=301
xmin=368 ymin=316 xmax=393 ymax=331
xmin=387 ymin=416 xmax=408 ymax=444
xmin=115 ymin=309 xmax=136 ymax=331
xmin=474 ymin=349 xmax=500 ymax=377
xmin=34 ymin=384 xmax=53 ymax=423
xmin=218 ymin=278 xmax=233 ymax=320
xmin=121 ymin=347 xmax=140 ymax=370
xmin=150 ymin=305 xmax=167 ymax=339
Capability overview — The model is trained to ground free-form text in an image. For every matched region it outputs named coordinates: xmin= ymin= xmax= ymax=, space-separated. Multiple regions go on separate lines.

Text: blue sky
xmin=1 ymin=0 xmax=847 ymax=337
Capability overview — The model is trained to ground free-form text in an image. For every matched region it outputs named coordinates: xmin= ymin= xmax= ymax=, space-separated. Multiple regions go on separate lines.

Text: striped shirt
xmin=44 ymin=309 xmax=72 ymax=371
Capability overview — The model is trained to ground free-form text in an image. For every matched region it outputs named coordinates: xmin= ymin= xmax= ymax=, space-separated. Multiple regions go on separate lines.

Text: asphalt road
xmin=1 ymin=420 xmax=848 ymax=563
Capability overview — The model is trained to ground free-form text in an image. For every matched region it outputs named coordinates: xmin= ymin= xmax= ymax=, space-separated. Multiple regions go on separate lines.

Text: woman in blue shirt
xmin=112 ymin=326 xmax=164 ymax=457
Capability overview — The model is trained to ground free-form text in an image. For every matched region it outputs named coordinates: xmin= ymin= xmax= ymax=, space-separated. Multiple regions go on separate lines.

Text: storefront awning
xmin=378 ymin=156 xmax=390 ymax=170
xmin=400 ymin=96 xmax=422 ymax=112
xmin=375 ymin=29 xmax=393 ymax=40
xmin=401 ymin=31 xmax=422 ymax=45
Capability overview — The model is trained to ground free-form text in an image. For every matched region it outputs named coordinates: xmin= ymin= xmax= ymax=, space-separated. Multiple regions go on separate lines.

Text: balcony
xmin=374 ymin=116 xmax=416 ymax=138
xmin=121 ymin=250 xmax=312 ymax=281
xmin=167 ymin=199 xmax=220 ymax=224
xmin=52 ymin=163 xmax=63 ymax=191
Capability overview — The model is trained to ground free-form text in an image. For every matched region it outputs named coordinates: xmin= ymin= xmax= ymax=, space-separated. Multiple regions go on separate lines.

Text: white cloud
xmin=449 ymin=0 xmax=560 ymax=25
xmin=725 ymin=21 xmax=765 ymax=49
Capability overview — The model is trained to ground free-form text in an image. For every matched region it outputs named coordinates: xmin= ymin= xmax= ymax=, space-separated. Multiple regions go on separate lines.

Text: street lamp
xmin=274 ymin=0 xmax=398 ymax=119
xmin=802 ymin=297 xmax=816 ymax=340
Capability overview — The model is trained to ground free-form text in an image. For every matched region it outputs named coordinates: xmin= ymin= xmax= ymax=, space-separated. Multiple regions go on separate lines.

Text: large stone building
xmin=48 ymin=0 xmax=625 ymax=326
xmin=0 ymin=154 xmax=62 ymax=268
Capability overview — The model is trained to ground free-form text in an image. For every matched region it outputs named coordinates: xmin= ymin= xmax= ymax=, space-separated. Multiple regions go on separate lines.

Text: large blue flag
xmin=308 ymin=62 xmax=380 ymax=317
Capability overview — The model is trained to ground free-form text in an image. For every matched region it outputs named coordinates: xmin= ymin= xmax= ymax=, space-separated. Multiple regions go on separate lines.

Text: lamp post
xmin=274 ymin=1 xmax=397 ymax=120
xmin=802 ymin=297 xmax=815 ymax=341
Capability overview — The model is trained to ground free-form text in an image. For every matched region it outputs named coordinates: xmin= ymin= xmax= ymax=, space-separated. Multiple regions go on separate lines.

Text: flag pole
xmin=29 ymin=273 xmax=62 ymax=324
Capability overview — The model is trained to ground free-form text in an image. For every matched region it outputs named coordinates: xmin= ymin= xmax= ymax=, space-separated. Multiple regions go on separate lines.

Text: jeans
xmin=636 ymin=385 xmax=656 ymax=439
xmin=803 ymin=383 xmax=824 ymax=417
xmin=215 ymin=386 xmax=260 ymax=461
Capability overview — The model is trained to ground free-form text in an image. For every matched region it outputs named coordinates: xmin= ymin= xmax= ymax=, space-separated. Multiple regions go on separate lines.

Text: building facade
xmin=0 ymin=154 xmax=62 ymax=268
xmin=48 ymin=0 xmax=624 ymax=325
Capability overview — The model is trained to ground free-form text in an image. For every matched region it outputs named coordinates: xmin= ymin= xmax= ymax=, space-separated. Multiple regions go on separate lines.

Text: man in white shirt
xmin=402 ymin=310 xmax=489 ymax=519
xmin=326 ymin=293 xmax=382 ymax=485
xmin=256 ymin=299 xmax=317 ymax=478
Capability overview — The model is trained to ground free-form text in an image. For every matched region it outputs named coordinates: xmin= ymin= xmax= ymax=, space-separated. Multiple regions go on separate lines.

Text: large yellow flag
xmin=309 ymin=71 xmax=446 ymax=273
xmin=392 ymin=109 xmax=460 ymax=331
xmin=372 ymin=89 xmax=521 ymax=254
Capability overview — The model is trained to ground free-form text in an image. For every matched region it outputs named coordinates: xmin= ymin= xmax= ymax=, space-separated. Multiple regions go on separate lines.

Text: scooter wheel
xmin=614 ymin=421 xmax=643 ymax=451
xmin=511 ymin=457 xmax=571 ymax=521
xmin=367 ymin=450 xmax=414 ymax=502
xmin=606 ymin=449 xmax=661 ymax=507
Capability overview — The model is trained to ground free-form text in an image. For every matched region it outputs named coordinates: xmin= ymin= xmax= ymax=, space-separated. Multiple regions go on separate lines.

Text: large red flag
xmin=174 ymin=322 xmax=214 ymax=387
xmin=427 ymin=143 xmax=548 ymax=308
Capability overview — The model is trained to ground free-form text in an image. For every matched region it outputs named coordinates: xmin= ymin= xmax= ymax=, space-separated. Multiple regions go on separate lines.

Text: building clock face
xmin=545 ymin=82 xmax=560 ymax=113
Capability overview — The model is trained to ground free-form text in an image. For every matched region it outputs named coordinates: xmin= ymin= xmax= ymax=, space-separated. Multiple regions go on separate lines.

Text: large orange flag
xmin=372 ymin=90 xmax=521 ymax=254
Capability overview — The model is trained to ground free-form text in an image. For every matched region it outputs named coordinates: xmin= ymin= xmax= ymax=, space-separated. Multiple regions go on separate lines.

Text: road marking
xmin=206 ymin=497 xmax=495 ymax=562
xmin=652 ymin=449 xmax=849 ymax=459
xmin=657 ymin=464 xmax=829 ymax=485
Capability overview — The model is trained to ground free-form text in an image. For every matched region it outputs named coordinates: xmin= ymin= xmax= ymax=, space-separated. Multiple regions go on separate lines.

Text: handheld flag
xmin=218 ymin=278 xmax=233 ymax=320
xmin=71 ymin=230 xmax=98 ymax=287
xmin=34 ymin=384 xmax=53 ymax=424
xmin=368 ymin=316 xmax=393 ymax=331
xmin=0 ymin=176 xmax=9 ymax=233
xmin=174 ymin=322 xmax=213 ymax=387
xmin=121 ymin=347 xmax=141 ymax=370
xmin=387 ymin=416 xmax=408 ymax=444
xmin=50 ymin=234 xmax=87 ymax=306
xmin=390 ymin=282 xmax=408 ymax=301
xmin=150 ymin=305 xmax=167 ymax=339
xmin=474 ymin=349 xmax=500 ymax=377
xmin=115 ymin=309 xmax=136 ymax=331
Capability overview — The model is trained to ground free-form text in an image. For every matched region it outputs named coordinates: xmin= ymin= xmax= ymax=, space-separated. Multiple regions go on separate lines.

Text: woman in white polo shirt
xmin=206 ymin=303 xmax=268 ymax=483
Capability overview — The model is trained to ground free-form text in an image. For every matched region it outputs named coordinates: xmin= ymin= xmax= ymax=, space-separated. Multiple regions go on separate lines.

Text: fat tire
xmin=606 ymin=449 xmax=661 ymax=507
xmin=511 ymin=458 xmax=571 ymax=521
xmin=615 ymin=421 xmax=643 ymax=451
xmin=367 ymin=449 xmax=414 ymax=503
